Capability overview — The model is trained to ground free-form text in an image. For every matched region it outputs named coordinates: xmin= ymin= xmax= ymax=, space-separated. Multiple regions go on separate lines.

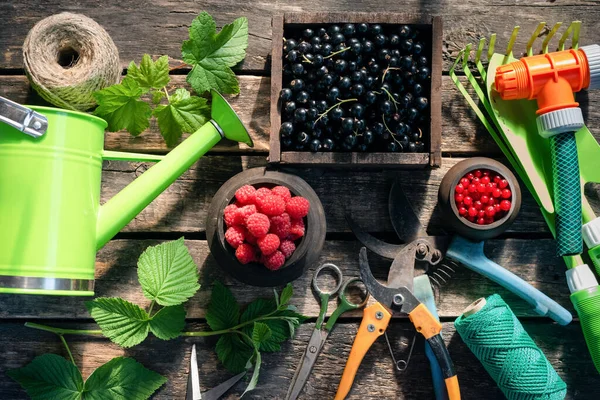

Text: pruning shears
xmin=186 ymin=344 xmax=245 ymax=400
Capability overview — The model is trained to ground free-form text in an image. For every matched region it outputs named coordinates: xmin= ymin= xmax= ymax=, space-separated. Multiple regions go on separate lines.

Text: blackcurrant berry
xmin=290 ymin=79 xmax=304 ymax=92
xmin=328 ymin=25 xmax=341 ymax=35
xmin=332 ymin=33 xmax=345 ymax=45
xmin=389 ymin=34 xmax=400 ymax=46
xmin=292 ymin=63 xmax=304 ymax=76
xmin=331 ymin=106 xmax=344 ymax=120
xmin=380 ymin=100 xmax=393 ymax=115
xmin=417 ymin=56 xmax=428 ymax=66
xmin=368 ymin=62 xmax=380 ymax=74
xmin=374 ymin=34 xmax=386 ymax=47
xmin=287 ymin=50 xmax=299 ymax=62
xmin=316 ymin=66 xmax=328 ymax=77
xmin=389 ymin=57 xmax=399 ymax=67
xmin=412 ymin=83 xmax=424 ymax=95
xmin=387 ymin=141 xmax=399 ymax=152
xmin=296 ymin=91 xmax=310 ymax=104
xmin=350 ymin=42 xmax=362 ymax=54
xmin=415 ymin=97 xmax=428 ymax=110
xmin=371 ymin=24 xmax=383 ymax=35
xmin=372 ymin=122 xmax=384 ymax=135
xmin=364 ymin=75 xmax=376 ymax=88
xmin=280 ymin=88 xmax=293 ymax=102
xmin=322 ymin=138 xmax=334 ymax=151
xmin=321 ymin=74 xmax=334 ymax=86
xmin=342 ymin=24 xmax=355 ymax=36
xmin=298 ymin=42 xmax=312 ymax=53
xmin=400 ymin=55 xmax=412 ymax=69
xmin=311 ymin=127 xmax=323 ymax=138
xmin=341 ymin=118 xmax=355 ymax=133
xmin=400 ymin=39 xmax=413 ymax=52
xmin=357 ymin=23 xmax=369 ymax=34
xmin=284 ymin=101 xmax=296 ymax=114
xmin=365 ymin=91 xmax=378 ymax=105
xmin=312 ymin=44 xmax=323 ymax=54
xmin=339 ymin=76 xmax=352 ymax=90
xmin=322 ymin=43 xmax=333 ymax=56
xmin=318 ymin=27 xmax=327 ymax=37
xmin=351 ymin=83 xmax=365 ymax=97
xmin=399 ymin=25 xmax=411 ymax=38
xmin=401 ymin=92 xmax=414 ymax=107
xmin=378 ymin=49 xmax=390 ymax=61
xmin=344 ymin=134 xmax=358 ymax=147
xmin=407 ymin=107 xmax=419 ymax=122
xmin=355 ymin=119 xmax=366 ymax=132
xmin=363 ymin=130 xmax=374 ymax=144
xmin=309 ymin=139 xmax=321 ymax=152
xmin=307 ymin=107 xmax=319 ymax=120
xmin=326 ymin=87 xmax=340 ymax=103
xmin=350 ymin=103 xmax=364 ymax=118
xmin=411 ymin=132 xmax=421 ymax=142
xmin=303 ymin=28 xmax=314 ymax=39
xmin=297 ymin=131 xmax=310 ymax=145
xmin=294 ymin=108 xmax=308 ymax=122
xmin=334 ymin=59 xmax=347 ymax=73
xmin=396 ymin=122 xmax=408 ymax=135
xmin=408 ymin=142 xmax=417 ymax=152
xmin=362 ymin=40 xmax=374 ymax=53
xmin=310 ymin=36 xmax=321 ymax=46
xmin=284 ymin=39 xmax=297 ymax=52
xmin=316 ymin=100 xmax=328 ymax=112
xmin=282 ymin=137 xmax=293 ymax=149
xmin=413 ymin=42 xmax=423 ymax=55
xmin=348 ymin=61 xmax=358 ymax=72
xmin=279 ymin=122 xmax=294 ymax=137
xmin=417 ymin=66 xmax=430 ymax=81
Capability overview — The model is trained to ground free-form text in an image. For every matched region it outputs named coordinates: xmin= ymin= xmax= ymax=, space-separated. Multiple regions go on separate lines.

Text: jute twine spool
xmin=23 ymin=13 xmax=120 ymax=111
xmin=455 ymin=294 xmax=567 ymax=400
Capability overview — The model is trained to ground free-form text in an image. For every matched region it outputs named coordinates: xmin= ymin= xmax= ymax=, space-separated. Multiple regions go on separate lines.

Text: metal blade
xmin=186 ymin=345 xmax=202 ymax=400
xmin=285 ymin=329 xmax=328 ymax=400
xmin=388 ymin=179 xmax=428 ymax=243
xmin=345 ymin=214 xmax=403 ymax=259
xmin=387 ymin=242 xmax=417 ymax=292
xmin=202 ymin=372 xmax=246 ymax=400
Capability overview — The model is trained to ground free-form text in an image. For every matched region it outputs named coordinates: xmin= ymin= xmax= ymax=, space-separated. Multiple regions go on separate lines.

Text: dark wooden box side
xmin=269 ymin=13 xmax=442 ymax=167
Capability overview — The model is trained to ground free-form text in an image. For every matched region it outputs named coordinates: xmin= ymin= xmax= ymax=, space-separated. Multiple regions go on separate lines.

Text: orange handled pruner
xmin=334 ymin=245 xmax=461 ymax=400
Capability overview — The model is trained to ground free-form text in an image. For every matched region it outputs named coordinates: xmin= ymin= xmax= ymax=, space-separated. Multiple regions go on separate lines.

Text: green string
xmin=455 ymin=294 xmax=567 ymax=400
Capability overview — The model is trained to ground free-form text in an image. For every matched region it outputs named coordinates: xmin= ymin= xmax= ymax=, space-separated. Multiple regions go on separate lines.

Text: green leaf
xmin=127 ymin=54 xmax=170 ymax=91
xmin=279 ymin=284 xmax=294 ymax=308
xmin=149 ymin=305 xmax=186 ymax=340
xmin=93 ymin=77 xmax=152 ymax=136
xmin=8 ymin=354 xmax=83 ymax=400
xmin=240 ymin=298 xmax=276 ymax=323
xmin=215 ymin=334 xmax=253 ymax=374
xmin=251 ymin=322 xmax=271 ymax=346
xmin=151 ymin=90 xmax=165 ymax=104
xmin=85 ymin=298 xmax=150 ymax=348
xmin=242 ymin=350 xmax=261 ymax=397
xmin=137 ymin=238 xmax=200 ymax=306
xmin=206 ymin=281 xmax=240 ymax=331
xmin=84 ymin=357 xmax=166 ymax=400
xmin=182 ymin=12 xmax=248 ymax=94
xmin=153 ymin=89 xmax=210 ymax=147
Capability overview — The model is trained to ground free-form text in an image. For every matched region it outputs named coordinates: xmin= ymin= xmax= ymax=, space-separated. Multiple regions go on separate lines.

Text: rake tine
xmin=503 ymin=26 xmax=520 ymax=63
xmin=541 ymin=22 xmax=562 ymax=54
xmin=526 ymin=22 xmax=546 ymax=56
xmin=475 ymin=38 xmax=487 ymax=81
xmin=558 ymin=22 xmax=574 ymax=51
xmin=462 ymin=43 xmax=472 ymax=68
xmin=487 ymin=33 xmax=497 ymax=61
xmin=572 ymin=21 xmax=581 ymax=50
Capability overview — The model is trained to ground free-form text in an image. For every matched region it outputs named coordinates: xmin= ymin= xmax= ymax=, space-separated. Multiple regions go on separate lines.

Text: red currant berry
xmin=499 ymin=179 xmax=509 ymax=189
xmin=463 ymin=196 xmax=473 ymax=206
xmin=474 ymin=201 xmax=483 ymax=210
xmin=477 ymin=183 xmax=487 ymax=193
xmin=500 ymin=200 xmax=511 ymax=211
xmin=468 ymin=207 xmax=478 ymax=217
xmin=485 ymin=206 xmax=496 ymax=217
xmin=480 ymin=195 xmax=489 ymax=204
xmin=474 ymin=170 xmax=482 ymax=178
xmin=472 ymin=177 xmax=480 ymax=185
xmin=501 ymin=189 xmax=511 ymax=199
xmin=485 ymin=216 xmax=495 ymax=224
xmin=455 ymin=184 xmax=464 ymax=194
xmin=478 ymin=210 xmax=486 ymax=219
xmin=493 ymin=175 xmax=502 ymax=184
xmin=492 ymin=188 xmax=502 ymax=198
xmin=477 ymin=217 xmax=485 ymax=225
xmin=455 ymin=193 xmax=464 ymax=203
xmin=494 ymin=204 xmax=501 ymax=213
xmin=481 ymin=176 xmax=490 ymax=185
xmin=488 ymin=197 xmax=496 ymax=206
xmin=486 ymin=183 xmax=495 ymax=193
xmin=467 ymin=172 xmax=475 ymax=180
xmin=460 ymin=178 xmax=470 ymax=187
xmin=458 ymin=206 xmax=467 ymax=216
xmin=467 ymin=215 xmax=476 ymax=222
xmin=468 ymin=184 xmax=477 ymax=194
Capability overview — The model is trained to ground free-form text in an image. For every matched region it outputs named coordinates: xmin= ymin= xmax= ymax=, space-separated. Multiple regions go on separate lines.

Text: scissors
xmin=285 ymin=263 xmax=369 ymax=400
xmin=186 ymin=344 xmax=246 ymax=400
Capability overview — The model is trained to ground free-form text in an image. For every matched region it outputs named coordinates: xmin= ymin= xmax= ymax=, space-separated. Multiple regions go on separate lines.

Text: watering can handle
xmin=446 ymin=235 xmax=573 ymax=326
xmin=0 ymin=96 xmax=48 ymax=138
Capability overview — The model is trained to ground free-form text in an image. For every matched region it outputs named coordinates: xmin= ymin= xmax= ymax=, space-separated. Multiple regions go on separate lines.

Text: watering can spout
xmin=96 ymin=90 xmax=253 ymax=249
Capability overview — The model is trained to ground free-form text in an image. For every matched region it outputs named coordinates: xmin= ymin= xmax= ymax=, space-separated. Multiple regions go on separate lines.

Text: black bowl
xmin=206 ymin=168 xmax=326 ymax=286
xmin=438 ymin=157 xmax=521 ymax=241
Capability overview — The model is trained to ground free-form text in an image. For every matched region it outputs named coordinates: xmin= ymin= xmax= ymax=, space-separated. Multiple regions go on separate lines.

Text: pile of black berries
xmin=279 ymin=23 xmax=431 ymax=153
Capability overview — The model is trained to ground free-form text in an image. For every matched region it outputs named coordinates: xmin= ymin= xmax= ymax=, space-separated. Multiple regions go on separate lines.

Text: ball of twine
xmin=23 ymin=13 xmax=120 ymax=111
xmin=455 ymin=294 xmax=567 ymax=400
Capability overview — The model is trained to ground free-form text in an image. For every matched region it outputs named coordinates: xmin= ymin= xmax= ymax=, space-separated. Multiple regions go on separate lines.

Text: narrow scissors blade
xmin=345 ymin=214 xmax=403 ymax=259
xmin=285 ymin=328 xmax=329 ymax=400
xmin=389 ymin=178 xmax=428 ymax=243
xmin=186 ymin=345 xmax=202 ymax=400
xmin=202 ymin=372 xmax=246 ymax=400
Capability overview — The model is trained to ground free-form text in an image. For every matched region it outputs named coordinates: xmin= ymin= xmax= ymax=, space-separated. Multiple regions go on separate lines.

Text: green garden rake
xmin=450 ymin=21 xmax=600 ymax=374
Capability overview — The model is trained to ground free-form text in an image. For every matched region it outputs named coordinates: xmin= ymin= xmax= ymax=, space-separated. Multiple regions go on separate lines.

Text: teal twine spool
xmin=455 ymin=294 xmax=566 ymax=400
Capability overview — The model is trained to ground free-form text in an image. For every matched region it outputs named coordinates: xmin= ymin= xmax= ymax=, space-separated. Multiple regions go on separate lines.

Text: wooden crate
xmin=269 ymin=13 xmax=443 ymax=168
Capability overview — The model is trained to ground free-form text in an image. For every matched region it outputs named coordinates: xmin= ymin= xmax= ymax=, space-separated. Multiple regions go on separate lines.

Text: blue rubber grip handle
xmin=417 ymin=283 xmax=448 ymax=400
xmin=447 ymin=236 xmax=573 ymax=326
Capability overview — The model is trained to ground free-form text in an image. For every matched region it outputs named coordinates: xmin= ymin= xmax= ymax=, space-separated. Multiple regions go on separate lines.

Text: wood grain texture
xmin=3 ymin=0 xmax=600 ymax=72
xmin=2 ymin=75 xmax=598 ymax=156
xmin=0 ymin=238 xmax=572 ymax=320
xmin=0 ymin=320 xmax=595 ymax=399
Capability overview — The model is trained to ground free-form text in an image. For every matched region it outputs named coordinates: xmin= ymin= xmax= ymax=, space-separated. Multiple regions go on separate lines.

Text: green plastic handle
xmin=571 ymin=286 xmax=600 ymax=373
xmin=550 ymin=132 xmax=583 ymax=256
xmin=589 ymin=245 xmax=600 ymax=274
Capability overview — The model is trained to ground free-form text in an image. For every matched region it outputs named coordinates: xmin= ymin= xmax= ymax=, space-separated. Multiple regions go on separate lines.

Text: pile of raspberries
xmin=224 ymin=184 xmax=310 ymax=271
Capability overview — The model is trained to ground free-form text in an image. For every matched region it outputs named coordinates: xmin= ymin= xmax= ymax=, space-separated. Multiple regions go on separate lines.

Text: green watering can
xmin=0 ymin=90 xmax=252 ymax=296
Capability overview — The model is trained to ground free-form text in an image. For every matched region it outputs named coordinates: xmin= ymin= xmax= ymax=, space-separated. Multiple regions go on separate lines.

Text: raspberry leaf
xmin=215 ymin=334 xmax=253 ymax=373
xmin=127 ymin=54 xmax=170 ymax=91
xmin=182 ymin=12 xmax=248 ymax=94
xmin=84 ymin=357 xmax=166 ymax=400
xmin=137 ymin=238 xmax=200 ymax=306
xmin=279 ymin=284 xmax=294 ymax=308
xmin=153 ymin=88 xmax=210 ymax=147
xmin=206 ymin=281 xmax=240 ymax=331
xmin=251 ymin=322 xmax=272 ymax=346
xmin=7 ymin=354 xmax=83 ymax=400
xmin=149 ymin=305 xmax=186 ymax=340
xmin=85 ymin=298 xmax=150 ymax=348
xmin=93 ymin=77 xmax=152 ymax=136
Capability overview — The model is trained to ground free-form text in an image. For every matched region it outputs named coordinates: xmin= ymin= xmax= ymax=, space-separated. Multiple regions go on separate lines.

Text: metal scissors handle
xmin=312 ymin=263 xmax=369 ymax=331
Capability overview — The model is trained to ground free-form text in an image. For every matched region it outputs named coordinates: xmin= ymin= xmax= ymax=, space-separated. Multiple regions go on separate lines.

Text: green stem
xmin=313 ymin=98 xmax=357 ymax=127
xmin=25 ymin=322 xmax=102 ymax=336
xmin=148 ymin=300 xmax=156 ymax=316
xmin=323 ymin=47 xmax=350 ymax=59
xmin=301 ymin=54 xmax=313 ymax=64
xmin=59 ymin=335 xmax=76 ymax=366
xmin=181 ymin=315 xmax=284 ymax=337
xmin=163 ymin=87 xmax=170 ymax=102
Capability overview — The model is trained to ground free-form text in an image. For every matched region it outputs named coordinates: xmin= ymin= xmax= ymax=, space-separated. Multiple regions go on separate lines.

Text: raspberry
xmin=233 ymin=204 xmax=257 ymax=225
xmin=236 ymin=243 xmax=256 ymax=264
xmin=289 ymin=218 xmax=305 ymax=240
xmin=257 ymin=194 xmax=286 ymax=216
xmin=272 ymin=186 xmax=292 ymax=202
xmin=223 ymin=204 xmax=239 ymax=227
xmin=225 ymin=226 xmax=245 ymax=248
xmin=255 ymin=187 xmax=272 ymax=203
xmin=235 ymin=185 xmax=256 ymax=205
xmin=257 ymin=233 xmax=280 ymax=255
xmin=279 ymin=240 xmax=296 ymax=259
xmin=262 ymin=250 xmax=286 ymax=271
xmin=246 ymin=213 xmax=270 ymax=238
xmin=286 ymin=196 xmax=310 ymax=219
xmin=245 ymin=231 xmax=258 ymax=245
xmin=270 ymin=213 xmax=291 ymax=238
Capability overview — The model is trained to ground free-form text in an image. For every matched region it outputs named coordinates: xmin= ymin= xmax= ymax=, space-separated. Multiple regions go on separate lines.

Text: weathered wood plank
xmin=97 ymin=156 xmax=599 ymax=235
xmin=2 ymin=75 xmax=599 ymax=156
xmin=2 ymin=1 xmax=600 ymax=72
xmin=0 ymin=320 xmax=594 ymax=399
xmin=0 ymin=238 xmax=572 ymax=320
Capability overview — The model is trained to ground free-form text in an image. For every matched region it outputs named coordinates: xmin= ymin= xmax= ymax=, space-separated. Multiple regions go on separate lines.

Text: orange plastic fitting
xmin=495 ymin=48 xmax=592 ymax=115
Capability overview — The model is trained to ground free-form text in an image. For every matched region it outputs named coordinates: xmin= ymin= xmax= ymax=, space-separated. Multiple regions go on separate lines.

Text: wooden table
xmin=2 ymin=1 xmax=600 ymax=398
